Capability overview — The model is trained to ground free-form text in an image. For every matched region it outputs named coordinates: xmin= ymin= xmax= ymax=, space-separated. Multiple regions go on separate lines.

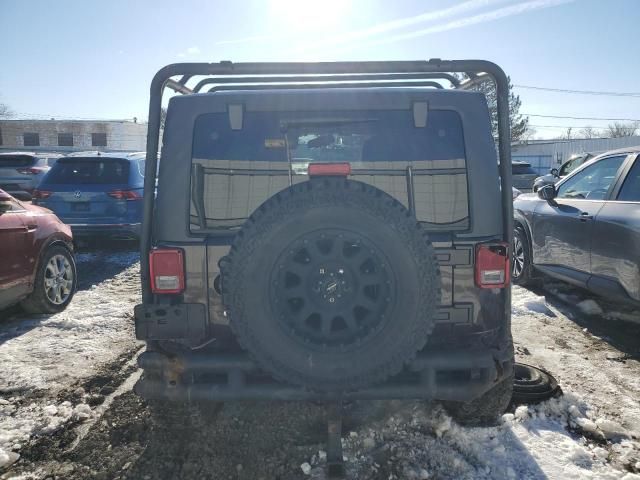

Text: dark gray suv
xmin=513 ymin=146 xmax=640 ymax=305
xmin=133 ymin=61 xmax=515 ymax=435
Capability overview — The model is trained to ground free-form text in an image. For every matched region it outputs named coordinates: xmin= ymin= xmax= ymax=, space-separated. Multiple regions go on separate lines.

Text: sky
xmin=1 ymin=0 xmax=640 ymax=139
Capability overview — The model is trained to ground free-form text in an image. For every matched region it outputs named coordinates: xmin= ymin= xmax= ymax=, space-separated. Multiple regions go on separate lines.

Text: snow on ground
xmin=0 ymin=252 xmax=140 ymax=469
xmin=512 ymin=285 xmax=640 ymax=435
xmin=330 ymin=285 xmax=640 ymax=479
xmin=336 ymin=395 xmax=640 ymax=479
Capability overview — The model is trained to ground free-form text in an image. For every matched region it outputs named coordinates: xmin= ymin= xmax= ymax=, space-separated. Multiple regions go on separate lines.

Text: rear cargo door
xmin=0 ymin=154 xmax=38 ymax=190
xmin=37 ymin=158 xmax=134 ymax=222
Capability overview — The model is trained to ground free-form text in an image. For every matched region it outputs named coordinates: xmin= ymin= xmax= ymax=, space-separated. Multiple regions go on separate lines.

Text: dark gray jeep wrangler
xmin=134 ymin=60 xmax=515 ymax=435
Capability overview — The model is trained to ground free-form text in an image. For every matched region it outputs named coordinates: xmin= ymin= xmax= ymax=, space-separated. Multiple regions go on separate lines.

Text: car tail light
xmin=108 ymin=189 xmax=142 ymax=200
xmin=308 ymin=162 xmax=351 ymax=177
xmin=16 ymin=167 xmax=46 ymax=175
xmin=149 ymin=248 xmax=185 ymax=294
xmin=32 ymin=189 xmax=52 ymax=199
xmin=475 ymin=242 xmax=510 ymax=288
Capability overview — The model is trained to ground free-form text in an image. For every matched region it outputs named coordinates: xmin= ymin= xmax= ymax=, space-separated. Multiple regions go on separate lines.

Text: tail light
xmin=475 ymin=242 xmax=510 ymax=288
xmin=16 ymin=167 xmax=46 ymax=175
xmin=108 ymin=189 xmax=142 ymax=200
xmin=149 ymin=248 xmax=185 ymax=294
xmin=308 ymin=162 xmax=351 ymax=177
xmin=32 ymin=189 xmax=52 ymax=199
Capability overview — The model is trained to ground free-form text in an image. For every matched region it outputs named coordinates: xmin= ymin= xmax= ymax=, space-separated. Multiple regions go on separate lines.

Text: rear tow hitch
xmin=326 ymin=400 xmax=345 ymax=477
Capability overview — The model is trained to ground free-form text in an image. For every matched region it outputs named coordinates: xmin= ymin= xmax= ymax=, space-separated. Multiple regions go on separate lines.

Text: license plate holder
xmin=71 ymin=202 xmax=90 ymax=212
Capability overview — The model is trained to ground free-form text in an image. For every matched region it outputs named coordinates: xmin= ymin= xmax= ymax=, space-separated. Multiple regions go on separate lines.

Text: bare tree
xmin=578 ymin=126 xmax=601 ymax=139
xmin=160 ymin=107 xmax=167 ymax=130
xmin=454 ymin=74 xmax=532 ymax=143
xmin=606 ymin=121 xmax=639 ymax=138
xmin=0 ymin=101 xmax=14 ymax=118
xmin=557 ymin=127 xmax=573 ymax=140
xmin=520 ymin=126 xmax=537 ymax=142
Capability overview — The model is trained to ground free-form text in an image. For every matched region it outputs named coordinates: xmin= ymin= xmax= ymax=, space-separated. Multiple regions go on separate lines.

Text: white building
xmin=0 ymin=119 xmax=147 ymax=152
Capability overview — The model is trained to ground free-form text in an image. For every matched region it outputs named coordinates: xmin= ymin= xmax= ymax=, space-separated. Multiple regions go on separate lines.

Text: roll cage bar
xmin=142 ymin=59 xmax=513 ymax=302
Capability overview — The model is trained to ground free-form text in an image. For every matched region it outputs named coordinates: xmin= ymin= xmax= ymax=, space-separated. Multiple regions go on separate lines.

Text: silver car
xmin=512 ymin=161 xmax=539 ymax=192
xmin=532 ymin=153 xmax=593 ymax=192
xmin=513 ymin=146 xmax=640 ymax=305
xmin=0 ymin=152 xmax=62 ymax=200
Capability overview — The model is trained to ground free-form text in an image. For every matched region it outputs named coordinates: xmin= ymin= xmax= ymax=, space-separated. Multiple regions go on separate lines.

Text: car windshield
xmin=559 ymin=155 xmax=587 ymax=176
xmin=44 ymin=158 xmax=130 ymax=184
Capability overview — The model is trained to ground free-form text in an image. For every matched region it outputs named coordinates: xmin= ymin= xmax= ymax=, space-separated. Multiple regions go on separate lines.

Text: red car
xmin=0 ymin=189 xmax=77 ymax=313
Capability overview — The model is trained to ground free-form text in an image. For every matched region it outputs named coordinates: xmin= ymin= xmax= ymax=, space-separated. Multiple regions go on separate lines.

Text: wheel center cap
xmin=313 ymin=267 xmax=351 ymax=305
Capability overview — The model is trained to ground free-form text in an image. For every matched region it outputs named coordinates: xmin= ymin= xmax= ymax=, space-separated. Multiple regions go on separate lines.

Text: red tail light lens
xmin=149 ymin=248 xmax=185 ymax=294
xmin=108 ymin=189 xmax=142 ymax=200
xmin=16 ymin=167 xmax=46 ymax=175
xmin=475 ymin=242 xmax=510 ymax=288
xmin=32 ymin=189 xmax=52 ymax=199
xmin=308 ymin=162 xmax=351 ymax=177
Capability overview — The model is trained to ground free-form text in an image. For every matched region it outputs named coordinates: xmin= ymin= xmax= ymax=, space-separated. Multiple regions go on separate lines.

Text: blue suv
xmin=33 ymin=151 xmax=145 ymax=240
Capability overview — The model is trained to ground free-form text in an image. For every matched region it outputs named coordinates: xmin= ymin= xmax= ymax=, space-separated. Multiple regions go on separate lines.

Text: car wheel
xmin=512 ymin=226 xmax=532 ymax=286
xmin=512 ymin=363 xmax=562 ymax=405
xmin=21 ymin=245 xmax=77 ymax=314
xmin=441 ymin=367 xmax=515 ymax=426
xmin=220 ymin=177 xmax=441 ymax=392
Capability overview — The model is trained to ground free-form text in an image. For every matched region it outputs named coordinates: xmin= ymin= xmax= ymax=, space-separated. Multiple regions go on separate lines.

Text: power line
xmin=529 ymin=124 xmax=638 ymax=130
xmin=515 ymin=84 xmax=640 ymax=97
xmin=523 ymin=113 xmax=640 ymax=122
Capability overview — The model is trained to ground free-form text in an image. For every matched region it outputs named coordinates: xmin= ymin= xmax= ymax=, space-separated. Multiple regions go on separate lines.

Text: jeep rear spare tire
xmin=221 ymin=178 xmax=441 ymax=391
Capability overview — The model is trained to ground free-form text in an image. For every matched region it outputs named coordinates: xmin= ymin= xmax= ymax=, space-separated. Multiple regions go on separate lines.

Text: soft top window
xmin=188 ymin=109 xmax=469 ymax=232
xmin=192 ymin=110 xmax=465 ymax=162
xmin=44 ymin=158 xmax=130 ymax=185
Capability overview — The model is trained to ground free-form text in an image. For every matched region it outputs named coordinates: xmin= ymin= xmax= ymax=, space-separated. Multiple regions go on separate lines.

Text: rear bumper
xmin=134 ymin=304 xmax=513 ymax=402
xmin=67 ymin=222 xmax=141 ymax=239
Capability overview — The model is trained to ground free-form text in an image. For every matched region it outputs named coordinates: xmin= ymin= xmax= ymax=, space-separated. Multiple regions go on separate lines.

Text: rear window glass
xmin=512 ymin=163 xmax=537 ymax=175
xmin=0 ymin=155 xmax=37 ymax=168
xmin=189 ymin=109 xmax=468 ymax=232
xmin=44 ymin=158 xmax=130 ymax=184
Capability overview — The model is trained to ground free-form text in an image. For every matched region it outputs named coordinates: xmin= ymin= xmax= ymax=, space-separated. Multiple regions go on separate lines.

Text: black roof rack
xmin=140 ymin=59 xmax=513 ymax=303
xmin=205 ymin=80 xmax=446 ymax=92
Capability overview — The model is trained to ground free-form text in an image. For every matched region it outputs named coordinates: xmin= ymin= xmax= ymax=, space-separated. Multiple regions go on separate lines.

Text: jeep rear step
xmin=135 ymin=347 xmax=513 ymax=402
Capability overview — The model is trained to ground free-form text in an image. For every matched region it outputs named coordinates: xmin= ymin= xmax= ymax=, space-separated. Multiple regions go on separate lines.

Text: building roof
xmin=0 ymin=119 xmax=141 ymax=124
xmin=0 ymin=151 xmax=64 ymax=158
xmin=63 ymin=150 xmax=145 ymax=159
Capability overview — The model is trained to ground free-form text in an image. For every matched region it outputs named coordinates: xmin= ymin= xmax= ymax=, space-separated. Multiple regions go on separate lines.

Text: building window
xmin=23 ymin=132 xmax=40 ymax=146
xmin=58 ymin=133 xmax=74 ymax=147
xmin=92 ymin=133 xmax=107 ymax=147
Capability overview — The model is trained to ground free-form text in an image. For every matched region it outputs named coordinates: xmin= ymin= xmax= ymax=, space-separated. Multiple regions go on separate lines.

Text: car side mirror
xmin=538 ymin=184 xmax=557 ymax=201
xmin=550 ymin=168 xmax=559 ymax=177
xmin=0 ymin=200 xmax=11 ymax=214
